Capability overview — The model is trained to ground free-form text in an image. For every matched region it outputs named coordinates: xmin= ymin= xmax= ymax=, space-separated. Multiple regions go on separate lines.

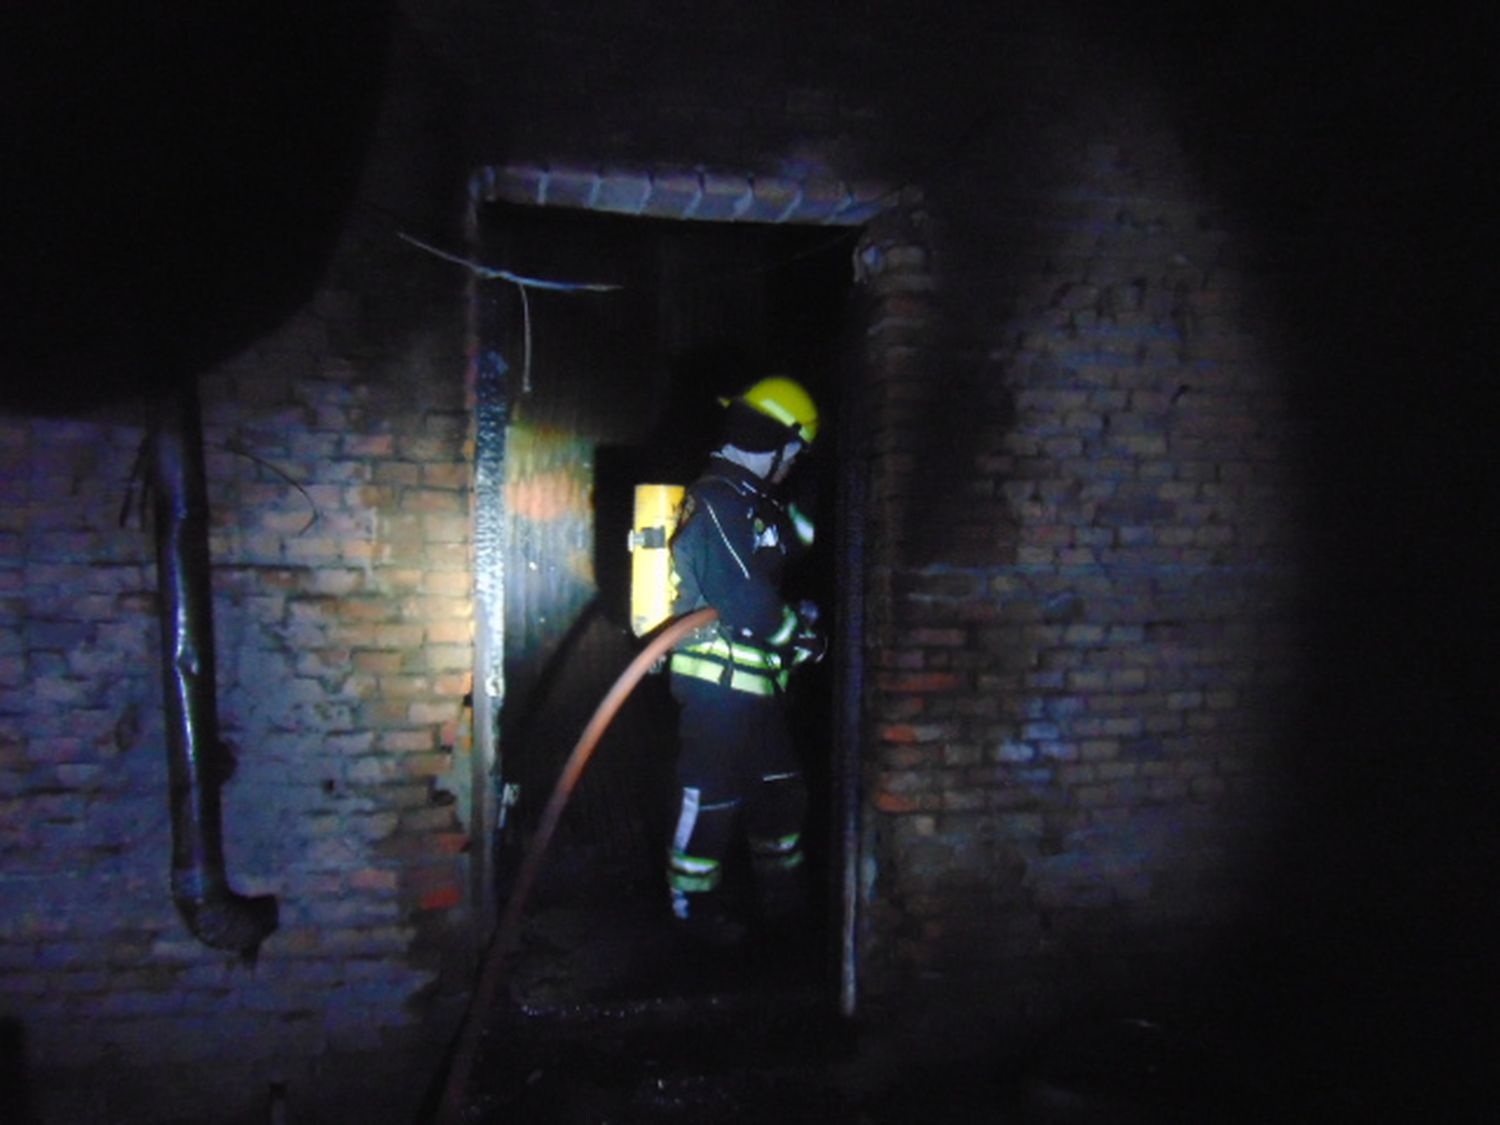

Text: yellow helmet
xmin=729 ymin=376 xmax=820 ymax=446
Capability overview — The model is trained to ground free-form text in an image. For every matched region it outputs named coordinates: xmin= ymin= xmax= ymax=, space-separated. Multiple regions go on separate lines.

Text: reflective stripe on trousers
xmin=667 ymin=785 xmax=739 ymax=894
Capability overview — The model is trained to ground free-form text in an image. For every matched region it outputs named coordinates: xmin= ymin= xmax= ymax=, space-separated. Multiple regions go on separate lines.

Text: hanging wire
xmin=398 ymin=230 xmax=619 ymax=396
xmin=119 ymin=436 xmax=318 ymax=533
xmin=517 ymin=280 xmax=533 ymax=395
xmin=221 ymin=439 xmax=320 ymax=534
xmin=396 ymin=231 xmax=621 ymax=292
xmin=119 ymin=431 xmax=153 ymax=529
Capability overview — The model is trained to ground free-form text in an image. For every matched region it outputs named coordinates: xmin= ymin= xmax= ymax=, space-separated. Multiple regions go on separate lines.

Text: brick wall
xmin=473 ymin=72 xmax=1315 ymax=1002
xmin=852 ymin=95 xmax=1308 ymax=997
xmin=0 ymin=22 xmax=478 ymax=1122
xmin=0 ymin=281 xmax=474 ymax=1120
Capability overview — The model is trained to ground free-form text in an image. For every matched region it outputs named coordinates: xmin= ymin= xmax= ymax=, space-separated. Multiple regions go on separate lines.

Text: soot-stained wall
xmin=450 ymin=3 xmax=1326 ymax=1002
xmin=1 ymin=2 xmax=1481 ymax=1121
xmin=2 ymin=10 xmax=480 ymax=1123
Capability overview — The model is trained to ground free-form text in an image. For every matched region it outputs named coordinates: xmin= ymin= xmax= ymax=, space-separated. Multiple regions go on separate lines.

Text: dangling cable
xmin=397 ymin=230 xmax=617 ymax=400
xmin=396 ymin=230 xmax=621 ymax=291
xmin=517 ymin=279 xmax=533 ymax=395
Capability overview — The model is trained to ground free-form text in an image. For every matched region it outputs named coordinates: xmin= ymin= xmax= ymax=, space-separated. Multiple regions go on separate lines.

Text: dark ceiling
xmin=1 ymin=2 xmax=1480 ymax=425
xmin=1 ymin=3 xmax=393 ymax=413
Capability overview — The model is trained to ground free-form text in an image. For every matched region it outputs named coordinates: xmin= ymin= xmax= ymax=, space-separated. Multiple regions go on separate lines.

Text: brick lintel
xmin=470 ymin=162 xmax=896 ymax=226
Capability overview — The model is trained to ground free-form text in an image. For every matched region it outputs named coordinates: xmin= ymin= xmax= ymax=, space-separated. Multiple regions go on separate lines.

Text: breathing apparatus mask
xmin=718 ymin=376 xmax=820 ymax=482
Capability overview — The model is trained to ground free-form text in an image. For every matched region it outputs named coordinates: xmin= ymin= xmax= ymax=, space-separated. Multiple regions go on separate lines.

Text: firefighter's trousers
xmin=667 ymin=673 xmax=807 ymax=923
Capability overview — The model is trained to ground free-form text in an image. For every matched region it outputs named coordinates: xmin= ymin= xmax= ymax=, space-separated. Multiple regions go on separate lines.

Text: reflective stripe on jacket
xmin=668 ymin=648 xmax=790 ymax=696
xmin=667 ymin=455 xmax=811 ymax=696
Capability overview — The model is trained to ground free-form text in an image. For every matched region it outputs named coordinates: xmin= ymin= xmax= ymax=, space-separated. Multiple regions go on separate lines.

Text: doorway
xmin=469 ymin=187 xmax=863 ymax=1004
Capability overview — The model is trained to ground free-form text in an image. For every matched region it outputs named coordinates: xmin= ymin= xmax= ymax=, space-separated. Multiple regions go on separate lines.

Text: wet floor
xmin=459 ymin=981 xmax=861 ymax=1124
xmin=432 ymin=859 xmax=1422 ymax=1125
xmin=446 ymin=859 xmax=860 ymax=1125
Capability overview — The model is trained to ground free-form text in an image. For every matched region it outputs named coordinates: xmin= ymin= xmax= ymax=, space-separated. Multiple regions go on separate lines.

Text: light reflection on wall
xmin=502 ymin=421 xmax=597 ymax=706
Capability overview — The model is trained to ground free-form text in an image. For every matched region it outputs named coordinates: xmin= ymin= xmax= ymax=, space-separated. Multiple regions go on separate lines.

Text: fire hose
xmin=432 ymin=607 xmax=717 ymax=1124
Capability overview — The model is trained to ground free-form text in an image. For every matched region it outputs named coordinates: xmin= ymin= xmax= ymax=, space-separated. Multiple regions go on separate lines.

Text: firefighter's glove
xmin=791 ymin=632 xmax=827 ymax=667
xmin=790 ymin=602 xmax=827 ymax=666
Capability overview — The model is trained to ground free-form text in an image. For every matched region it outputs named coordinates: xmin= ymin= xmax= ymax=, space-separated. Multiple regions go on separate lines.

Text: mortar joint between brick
xmin=774 ymin=182 xmax=805 ymax=224
xmin=729 ymin=179 xmax=754 ymax=220
xmin=823 ymin=181 xmax=856 ymax=225
xmin=679 ymin=172 xmax=706 ymax=219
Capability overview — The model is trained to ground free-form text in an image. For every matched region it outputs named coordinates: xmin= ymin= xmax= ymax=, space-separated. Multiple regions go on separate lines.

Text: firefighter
xmin=664 ymin=375 xmax=826 ymax=946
